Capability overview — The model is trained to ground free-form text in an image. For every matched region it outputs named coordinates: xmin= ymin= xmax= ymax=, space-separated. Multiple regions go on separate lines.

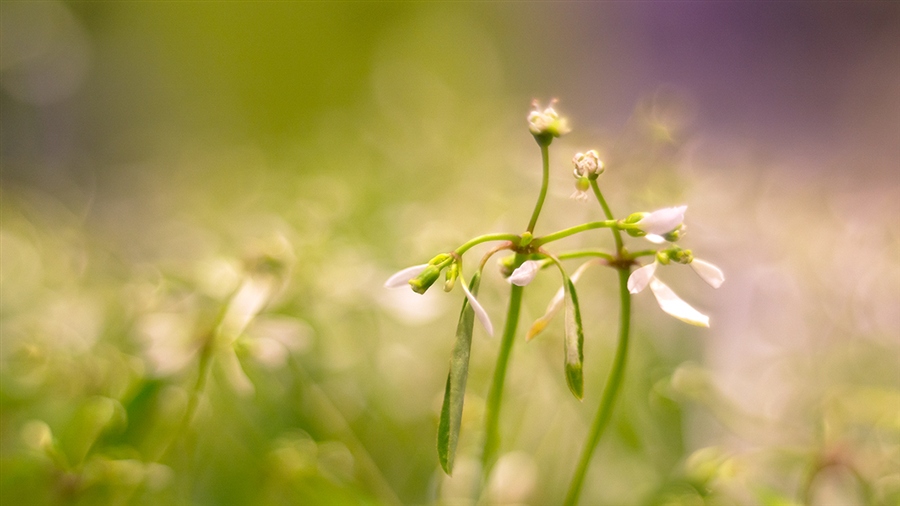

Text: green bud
xmin=656 ymin=251 xmax=671 ymax=265
xmin=624 ymin=212 xmax=649 ymax=238
xmin=668 ymin=247 xmax=693 ymax=264
xmin=575 ymin=176 xmax=590 ymax=192
xmin=662 ymin=224 xmax=686 ymax=243
xmin=519 ymin=231 xmax=533 ymax=247
xmin=443 ymin=262 xmax=459 ymax=292
xmin=497 ymin=254 xmax=518 ymax=278
xmin=409 ymin=265 xmax=442 ymax=294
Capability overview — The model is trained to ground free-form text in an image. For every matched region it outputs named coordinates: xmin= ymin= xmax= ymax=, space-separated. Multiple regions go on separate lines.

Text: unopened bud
xmin=443 ymin=262 xmax=459 ymax=292
xmin=409 ymin=264 xmax=442 ymax=294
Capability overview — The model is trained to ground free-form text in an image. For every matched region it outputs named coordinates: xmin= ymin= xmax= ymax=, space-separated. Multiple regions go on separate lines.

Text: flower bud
xmin=572 ymin=150 xmax=603 ymax=178
xmin=409 ymin=264 xmax=442 ymax=294
xmin=443 ymin=262 xmax=459 ymax=292
xmin=528 ymin=99 xmax=570 ymax=143
xmin=624 ymin=212 xmax=649 ymax=237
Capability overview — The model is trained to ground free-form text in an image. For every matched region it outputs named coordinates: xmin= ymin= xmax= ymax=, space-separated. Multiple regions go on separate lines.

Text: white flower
xmin=648 ymin=278 xmax=710 ymax=327
xmin=572 ymin=150 xmax=603 ymax=177
xmin=460 ymin=277 xmax=494 ymax=336
xmin=528 ymin=100 xmax=570 ymax=137
xmin=627 ymin=261 xmax=659 ymax=294
xmin=384 ymin=264 xmax=428 ymax=288
xmin=690 ymin=259 xmax=725 ymax=288
xmin=636 ymin=206 xmax=687 ymax=235
xmin=627 ymin=260 xmax=710 ymax=327
xmin=508 ymin=260 xmax=542 ymax=286
xmin=526 ymin=260 xmax=597 ymax=341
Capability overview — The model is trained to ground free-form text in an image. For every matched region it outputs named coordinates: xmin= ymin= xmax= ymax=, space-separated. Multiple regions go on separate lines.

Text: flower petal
xmin=636 ymin=205 xmax=687 ymax=235
xmin=644 ymin=234 xmax=667 ymax=244
xmin=461 ymin=277 xmax=494 ymax=336
xmin=648 ymin=278 xmax=709 ymax=327
xmin=384 ymin=263 xmax=429 ymax=288
xmin=508 ymin=260 xmax=542 ymax=286
xmin=627 ymin=261 xmax=658 ymax=294
xmin=690 ymin=259 xmax=725 ymax=289
xmin=526 ymin=260 xmax=596 ymax=341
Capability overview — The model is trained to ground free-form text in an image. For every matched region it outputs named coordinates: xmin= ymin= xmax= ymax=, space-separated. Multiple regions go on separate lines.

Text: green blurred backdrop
xmin=1 ymin=2 xmax=898 ymax=505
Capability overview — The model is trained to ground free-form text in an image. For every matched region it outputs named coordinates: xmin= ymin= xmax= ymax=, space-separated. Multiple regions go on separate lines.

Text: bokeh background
xmin=1 ymin=2 xmax=898 ymax=505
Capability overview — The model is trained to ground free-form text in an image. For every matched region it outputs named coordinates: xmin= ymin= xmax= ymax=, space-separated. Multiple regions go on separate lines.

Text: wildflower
xmin=634 ymin=205 xmax=687 ymax=236
xmin=507 ymin=260 xmax=542 ymax=286
xmin=627 ymin=258 xmax=723 ymax=327
xmin=572 ymin=150 xmax=604 ymax=178
xmin=385 ymin=263 xmax=493 ymax=336
xmin=526 ymin=260 xmax=598 ymax=340
xmin=384 ymin=264 xmax=429 ymax=288
xmin=528 ymin=99 xmax=570 ymax=140
xmin=689 ymin=258 xmax=725 ymax=288
xmin=570 ymin=176 xmax=591 ymax=201
xmin=460 ymin=277 xmax=494 ymax=336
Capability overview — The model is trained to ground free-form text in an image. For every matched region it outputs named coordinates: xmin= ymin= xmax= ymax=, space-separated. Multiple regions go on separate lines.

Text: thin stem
xmin=480 ymin=284 xmax=525 ymax=488
xmin=533 ymin=220 xmax=618 ymax=247
xmin=556 ymin=250 xmax=615 ymax=262
xmin=590 ymin=179 xmax=624 ymax=253
xmin=526 ymin=143 xmax=551 ymax=233
xmin=454 ymin=233 xmax=521 ymax=257
xmin=563 ymin=266 xmax=632 ymax=506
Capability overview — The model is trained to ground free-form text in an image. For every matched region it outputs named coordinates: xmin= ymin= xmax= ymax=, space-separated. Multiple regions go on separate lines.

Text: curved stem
xmin=480 ymin=284 xmax=524 ymax=488
xmin=533 ymin=220 xmax=618 ymax=247
xmin=454 ymin=233 xmax=521 ymax=257
xmin=526 ymin=143 xmax=551 ymax=233
xmin=563 ymin=267 xmax=632 ymax=506
xmin=590 ymin=179 xmax=624 ymax=253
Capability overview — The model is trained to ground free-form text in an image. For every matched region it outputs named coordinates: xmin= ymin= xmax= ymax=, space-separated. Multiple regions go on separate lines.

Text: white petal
xmin=648 ymin=279 xmax=709 ymax=327
xmin=526 ymin=260 xmax=596 ymax=341
xmin=461 ymin=278 xmax=494 ymax=337
xmin=644 ymin=234 xmax=667 ymax=244
xmin=636 ymin=205 xmax=687 ymax=235
xmin=384 ymin=263 xmax=428 ymax=288
xmin=508 ymin=260 xmax=542 ymax=286
xmin=690 ymin=259 xmax=725 ymax=289
xmin=627 ymin=261 xmax=658 ymax=294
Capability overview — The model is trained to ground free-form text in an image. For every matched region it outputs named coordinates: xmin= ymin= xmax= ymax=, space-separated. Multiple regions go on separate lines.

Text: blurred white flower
xmin=628 ymin=259 xmax=715 ymax=327
xmin=508 ymin=260 xmax=542 ymax=286
xmin=572 ymin=150 xmax=603 ymax=177
xmin=460 ymin=278 xmax=494 ymax=337
xmin=690 ymin=258 xmax=725 ymax=288
xmin=383 ymin=264 xmax=428 ymax=288
xmin=528 ymin=99 xmax=570 ymax=138
xmin=636 ymin=206 xmax=687 ymax=235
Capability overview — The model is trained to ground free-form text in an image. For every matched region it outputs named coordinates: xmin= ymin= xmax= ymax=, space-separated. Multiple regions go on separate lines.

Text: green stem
xmin=480 ymin=284 xmax=524 ymax=487
xmin=590 ymin=179 xmax=624 ymax=253
xmin=454 ymin=233 xmax=521 ymax=257
xmin=563 ymin=267 xmax=632 ymax=506
xmin=526 ymin=143 xmax=551 ymax=233
xmin=533 ymin=220 xmax=618 ymax=246
xmin=556 ymin=250 xmax=615 ymax=262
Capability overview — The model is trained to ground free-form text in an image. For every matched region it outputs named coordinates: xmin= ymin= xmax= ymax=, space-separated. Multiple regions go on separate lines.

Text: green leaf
xmin=437 ymin=272 xmax=481 ymax=475
xmin=563 ymin=277 xmax=585 ymax=400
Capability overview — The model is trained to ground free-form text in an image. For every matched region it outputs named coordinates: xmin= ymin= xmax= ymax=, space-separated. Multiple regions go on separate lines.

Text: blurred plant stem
xmin=291 ymin=362 xmax=404 ymax=506
xmin=478 ymin=283 xmax=524 ymax=493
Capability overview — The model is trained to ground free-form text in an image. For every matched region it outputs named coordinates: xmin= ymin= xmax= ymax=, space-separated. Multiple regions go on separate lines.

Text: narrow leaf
xmin=437 ymin=272 xmax=481 ymax=474
xmin=563 ymin=277 xmax=585 ymax=400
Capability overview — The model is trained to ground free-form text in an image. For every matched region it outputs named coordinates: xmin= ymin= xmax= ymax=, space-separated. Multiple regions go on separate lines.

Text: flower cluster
xmin=382 ymin=100 xmax=724 ymax=489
